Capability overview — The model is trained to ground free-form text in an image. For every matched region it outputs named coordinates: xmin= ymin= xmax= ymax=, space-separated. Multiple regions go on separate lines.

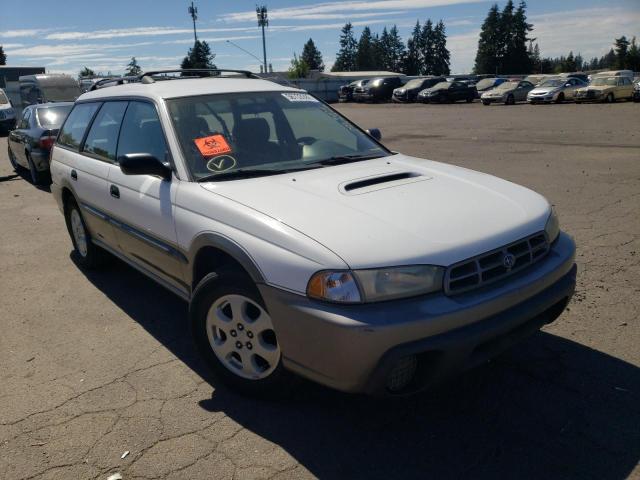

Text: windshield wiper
xmin=312 ymin=153 xmax=386 ymax=166
xmin=196 ymin=166 xmax=321 ymax=182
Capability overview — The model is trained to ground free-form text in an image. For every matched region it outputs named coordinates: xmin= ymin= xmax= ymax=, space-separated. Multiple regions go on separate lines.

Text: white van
xmin=0 ymin=88 xmax=17 ymax=131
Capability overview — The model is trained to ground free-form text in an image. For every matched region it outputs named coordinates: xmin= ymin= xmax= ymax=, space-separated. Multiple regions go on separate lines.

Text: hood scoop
xmin=340 ymin=171 xmax=430 ymax=195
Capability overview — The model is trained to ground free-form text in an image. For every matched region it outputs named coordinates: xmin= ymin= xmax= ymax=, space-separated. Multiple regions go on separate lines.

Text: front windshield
xmin=167 ymin=91 xmax=389 ymax=180
xmin=431 ymin=82 xmax=450 ymax=90
xmin=591 ymin=78 xmax=616 ymax=86
xmin=540 ymin=79 xmax=563 ymax=87
xmin=496 ymin=81 xmax=518 ymax=90
xmin=0 ymin=91 xmax=9 ymax=104
xmin=37 ymin=105 xmax=72 ymax=128
xmin=404 ymin=79 xmax=425 ymax=89
xmin=475 ymin=78 xmax=497 ymax=90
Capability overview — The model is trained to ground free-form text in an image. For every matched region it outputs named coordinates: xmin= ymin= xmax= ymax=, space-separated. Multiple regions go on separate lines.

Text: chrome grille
xmin=444 ymin=232 xmax=549 ymax=295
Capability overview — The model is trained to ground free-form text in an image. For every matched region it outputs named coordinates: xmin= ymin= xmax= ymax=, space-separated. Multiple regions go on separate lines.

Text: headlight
xmin=307 ymin=265 xmax=444 ymax=303
xmin=545 ymin=208 xmax=560 ymax=243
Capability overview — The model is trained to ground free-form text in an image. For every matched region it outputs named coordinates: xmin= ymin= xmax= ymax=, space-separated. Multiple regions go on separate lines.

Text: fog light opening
xmin=386 ymin=355 xmax=418 ymax=392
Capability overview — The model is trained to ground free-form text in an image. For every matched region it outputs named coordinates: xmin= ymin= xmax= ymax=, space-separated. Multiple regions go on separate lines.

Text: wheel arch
xmin=189 ymin=233 xmax=265 ymax=291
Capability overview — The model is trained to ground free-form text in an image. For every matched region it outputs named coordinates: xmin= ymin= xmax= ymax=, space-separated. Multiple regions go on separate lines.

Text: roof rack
xmin=139 ymin=69 xmax=258 ymax=83
xmin=89 ymin=76 xmax=140 ymax=91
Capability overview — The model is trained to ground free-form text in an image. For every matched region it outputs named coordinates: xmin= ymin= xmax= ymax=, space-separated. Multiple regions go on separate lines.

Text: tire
xmin=482 ymin=100 xmax=490 ymax=106
xmin=606 ymin=93 xmax=614 ymax=103
xmin=505 ymin=94 xmax=515 ymax=105
xmin=575 ymin=101 xmax=582 ymax=104
xmin=466 ymin=96 xmax=473 ymax=103
xmin=64 ymin=198 xmax=106 ymax=269
xmin=7 ymin=144 xmax=19 ymax=171
xmin=555 ymin=92 xmax=565 ymax=104
xmin=26 ymin=153 xmax=50 ymax=186
xmin=190 ymin=269 xmax=292 ymax=398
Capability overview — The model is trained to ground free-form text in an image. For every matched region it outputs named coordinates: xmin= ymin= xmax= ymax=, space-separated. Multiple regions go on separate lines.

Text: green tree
xmin=78 ymin=66 xmax=95 ymax=78
xmin=125 ymin=57 xmax=142 ymax=76
xmin=301 ymin=38 xmax=324 ymax=71
xmin=563 ymin=51 xmax=577 ymax=72
xmin=403 ymin=21 xmax=422 ymax=75
xmin=356 ymin=26 xmax=377 ymax=70
xmin=432 ymin=20 xmax=450 ymax=76
xmin=287 ymin=53 xmax=310 ymax=78
xmin=421 ymin=19 xmax=435 ymax=74
xmin=0 ymin=45 xmax=6 ymax=65
xmin=474 ymin=4 xmax=502 ymax=74
xmin=386 ymin=25 xmax=406 ymax=72
xmin=332 ymin=22 xmax=358 ymax=71
xmin=181 ymin=40 xmax=216 ymax=75
xmin=507 ymin=1 xmax=533 ymax=73
xmin=614 ymin=36 xmax=630 ymax=69
xmin=627 ymin=37 xmax=640 ymax=72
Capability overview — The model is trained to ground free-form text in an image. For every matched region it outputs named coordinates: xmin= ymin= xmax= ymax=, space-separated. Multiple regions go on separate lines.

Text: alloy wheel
xmin=70 ymin=208 xmax=88 ymax=257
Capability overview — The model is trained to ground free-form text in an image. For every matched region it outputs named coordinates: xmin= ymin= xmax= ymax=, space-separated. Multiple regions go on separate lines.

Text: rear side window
xmin=83 ymin=101 xmax=128 ymax=161
xmin=117 ymin=101 xmax=168 ymax=162
xmin=58 ymin=103 xmax=100 ymax=151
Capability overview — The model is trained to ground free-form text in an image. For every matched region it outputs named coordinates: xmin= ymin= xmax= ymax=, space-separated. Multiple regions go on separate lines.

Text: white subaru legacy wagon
xmin=50 ymin=70 xmax=576 ymax=396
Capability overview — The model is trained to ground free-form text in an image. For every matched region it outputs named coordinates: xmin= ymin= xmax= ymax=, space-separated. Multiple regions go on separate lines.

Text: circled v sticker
xmin=194 ymin=134 xmax=232 ymax=157
xmin=206 ymin=155 xmax=237 ymax=172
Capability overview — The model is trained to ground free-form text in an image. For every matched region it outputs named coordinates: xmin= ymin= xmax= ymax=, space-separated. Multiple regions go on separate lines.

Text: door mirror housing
xmin=118 ymin=153 xmax=172 ymax=180
xmin=366 ymin=128 xmax=382 ymax=141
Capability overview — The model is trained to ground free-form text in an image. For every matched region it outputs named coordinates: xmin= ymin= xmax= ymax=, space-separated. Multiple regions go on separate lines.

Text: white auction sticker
xmin=281 ymin=92 xmax=319 ymax=102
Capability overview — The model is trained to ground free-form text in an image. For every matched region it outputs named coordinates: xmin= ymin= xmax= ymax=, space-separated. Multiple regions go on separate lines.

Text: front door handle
xmin=110 ymin=185 xmax=120 ymax=199
xmin=70 ymin=169 xmax=77 ymax=181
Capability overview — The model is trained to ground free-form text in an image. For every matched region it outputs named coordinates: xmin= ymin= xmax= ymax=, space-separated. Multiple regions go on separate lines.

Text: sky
xmin=1 ymin=0 xmax=639 ymax=76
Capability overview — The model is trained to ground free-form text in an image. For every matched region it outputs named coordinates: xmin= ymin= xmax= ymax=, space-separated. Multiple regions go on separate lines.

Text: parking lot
xmin=0 ymin=101 xmax=639 ymax=480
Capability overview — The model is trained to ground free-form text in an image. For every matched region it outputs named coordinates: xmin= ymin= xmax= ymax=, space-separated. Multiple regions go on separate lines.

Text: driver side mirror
xmin=366 ymin=128 xmax=382 ymax=141
xmin=118 ymin=153 xmax=172 ymax=180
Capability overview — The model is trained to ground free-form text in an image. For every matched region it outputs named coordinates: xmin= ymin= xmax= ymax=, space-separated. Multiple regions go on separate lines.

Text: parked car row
xmin=337 ymin=70 xmax=639 ymax=106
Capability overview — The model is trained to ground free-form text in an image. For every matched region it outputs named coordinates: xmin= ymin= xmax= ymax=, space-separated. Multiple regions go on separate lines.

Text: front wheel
xmin=64 ymin=198 xmax=106 ymax=269
xmin=605 ymin=93 xmax=615 ymax=103
xmin=555 ymin=92 xmax=565 ymax=104
xmin=190 ymin=270 xmax=291 ymax=397
xmin=7 ymin=144 xmax=19 ymax=171
xmin=482 ymin=100 xmax=490 ymax=106
xmin=505 ymin=94 xmax=515 ymax=105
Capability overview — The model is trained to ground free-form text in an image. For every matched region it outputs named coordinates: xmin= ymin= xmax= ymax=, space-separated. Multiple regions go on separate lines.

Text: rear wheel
xmin=606 ymin=93 xmax=615 ymax=103
xmin=26 ymin=153 xmax=50 ymax=186
xmin=190 ymin=270 xmax=291 ymax=397
xmin=64 ymin=198 xmax=106 ymax=269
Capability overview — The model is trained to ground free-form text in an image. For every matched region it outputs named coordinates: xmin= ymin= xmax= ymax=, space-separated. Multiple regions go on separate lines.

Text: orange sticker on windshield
xmin=194 ymin=134 xmax=232 ymax=157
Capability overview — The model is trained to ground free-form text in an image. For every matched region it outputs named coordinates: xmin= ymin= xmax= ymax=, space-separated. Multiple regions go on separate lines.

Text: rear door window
xmin=117 ymin=101 xmax=168 ymax=162
xmin=83 ymin=101 xmax=128 ymax=162
xmin=58 ymin=103 xmax=101 ymax=151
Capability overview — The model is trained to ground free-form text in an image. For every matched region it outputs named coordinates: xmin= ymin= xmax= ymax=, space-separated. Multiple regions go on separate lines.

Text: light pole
xmin=226 ymin=40 xmax=263 ymax=64
xmin=256 ymin=5 xmax=268 ymax=73
xmin=188 ymin=1 xmax=198 ymax=43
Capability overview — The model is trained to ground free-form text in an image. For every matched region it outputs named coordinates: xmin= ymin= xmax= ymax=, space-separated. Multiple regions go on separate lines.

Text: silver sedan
xmin=527 ymin=77 xmax=587 ymax=104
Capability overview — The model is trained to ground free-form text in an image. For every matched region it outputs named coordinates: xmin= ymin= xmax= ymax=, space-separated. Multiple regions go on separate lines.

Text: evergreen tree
xmin=356 ymin=26 xmax=377 ymax=70
xmin=403 ymin=21 xmax=422 ymax=75
xmin=287 ymin=53 xmax=310 ymax=78
xmin=627 ymin=37 xmax=640 ymax=72
xmin=301 ymin=38 xmax=324 ymax=71
xmin=474 ymin=4 xmax=502 ymax=74
xmin=508 ymin=1 xmax=533 ymax=73
xmin=563 ymin=51 xmax=577 ymax=72
xmin=574 ymin=53 xmax=583 ymax=71
xmin=379 ymin=27 xmax=391 ymax=70
xmin=378 ymin=25 xmax=405 ymax=72
xmin=614 ymin=36 xmax=630 ymax=69
xmin=332 ymin=23 xmax=358 ymax=71
xmin=498 ymin=0 xmax=515 ymax=72
xmin=79 ymin=67 xmax=95 ymax=78
xmin=0 ymin=45 xmax=6 ymax=65
xmin=603 ymin=48 xmax=616 ymax=69
xmin=125 ymin=57 xmax=142 ymax=76
xmin=432 ymin=20 xmax=451 ymax=76
xmin=181 ymin=40 xmax=216 ymax=76
xmin=421 ymin=20 xmax=435 ymax=75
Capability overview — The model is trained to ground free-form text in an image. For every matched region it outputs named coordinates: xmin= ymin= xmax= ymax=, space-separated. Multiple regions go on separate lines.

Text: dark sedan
xmin=417 ymin=81 xmax=477 ymax=103
xmin=7 ymin=102 xmax=72 ymax=185
xmin=392 ymin=77 xmax=446 ymax=103
xmin=338 ymin=79 xmax=369 ymax=102
xmin=353 ymin=76 xmax=404 ymax=102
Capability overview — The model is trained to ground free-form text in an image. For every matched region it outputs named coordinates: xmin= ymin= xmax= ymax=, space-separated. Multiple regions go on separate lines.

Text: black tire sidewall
xmin=190 ymin=271 xmax=291 ymax=397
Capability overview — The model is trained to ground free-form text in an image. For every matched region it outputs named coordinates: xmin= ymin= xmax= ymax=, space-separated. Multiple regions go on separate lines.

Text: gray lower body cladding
xmin=259 ymin=232 xmax=576 ymax=394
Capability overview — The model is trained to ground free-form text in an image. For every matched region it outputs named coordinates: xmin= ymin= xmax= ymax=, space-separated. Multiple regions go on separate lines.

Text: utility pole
xmin=188 ymin=1 xmax=198 ymax=43
xmin=256 ymin=5 xmax=268 ymax=74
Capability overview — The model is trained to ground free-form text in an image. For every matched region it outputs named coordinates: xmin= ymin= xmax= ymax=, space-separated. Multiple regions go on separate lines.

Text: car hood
xmin=529 ymin=87 xmax=558 ymax=95
xmin=579 ymin=85 xmax=611 ymax=92
xmin=485 ymin=88 xmax=511 ymax=96
xmin=200 ymin=155 xmax=551 ymax=269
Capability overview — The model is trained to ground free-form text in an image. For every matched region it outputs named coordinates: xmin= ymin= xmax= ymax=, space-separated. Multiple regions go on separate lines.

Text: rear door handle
xmin=70 ymin=169 xmax=77 ymax=181
xmin=110 ymin=185 xmax=120 ymax=199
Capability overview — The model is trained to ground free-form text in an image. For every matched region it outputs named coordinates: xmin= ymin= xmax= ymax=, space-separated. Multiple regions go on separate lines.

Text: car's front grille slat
xmin=444 ymin=232 xmax=549 ymax=295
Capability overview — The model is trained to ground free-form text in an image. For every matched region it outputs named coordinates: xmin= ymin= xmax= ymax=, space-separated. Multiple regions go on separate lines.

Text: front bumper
xmin=528 ymin=94 xmax=556 ymax=103
xmin=482 ymin=96 xmax=504 ymax=104
xmin=260 ymin=232 xmax=576 ymax=395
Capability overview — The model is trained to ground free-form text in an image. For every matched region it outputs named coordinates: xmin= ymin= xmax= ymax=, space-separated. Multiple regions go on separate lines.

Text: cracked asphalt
xmin=1 ymin=101 xmax=639 ymax=480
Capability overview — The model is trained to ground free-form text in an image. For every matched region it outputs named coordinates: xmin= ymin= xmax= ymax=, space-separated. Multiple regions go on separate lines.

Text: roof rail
xmin=139 ymin=69 xmax=257 ymax=83
xmin=89 ymin=76 xmax=140 ymax=91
